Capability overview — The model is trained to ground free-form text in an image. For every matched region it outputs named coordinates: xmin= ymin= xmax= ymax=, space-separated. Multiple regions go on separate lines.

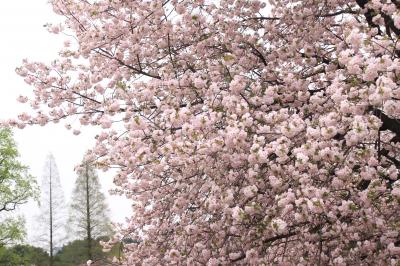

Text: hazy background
xmin=0 ymin=0 xmax=131 ymax=243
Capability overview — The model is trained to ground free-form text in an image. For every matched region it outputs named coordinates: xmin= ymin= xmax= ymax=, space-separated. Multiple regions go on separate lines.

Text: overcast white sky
xmin=0 ymin=0 xmax=131 ymax=242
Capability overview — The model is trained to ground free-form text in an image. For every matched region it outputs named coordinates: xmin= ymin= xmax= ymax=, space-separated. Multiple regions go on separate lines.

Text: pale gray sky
xmin=0 ymin=0 xmax=131 ymax=241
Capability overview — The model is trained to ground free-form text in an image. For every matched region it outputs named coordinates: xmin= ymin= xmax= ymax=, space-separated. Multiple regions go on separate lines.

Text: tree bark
xmin=49 ymin=162 xmax=53 ymax=266
xmin=86 ymin=163 xmax=92 ymax=261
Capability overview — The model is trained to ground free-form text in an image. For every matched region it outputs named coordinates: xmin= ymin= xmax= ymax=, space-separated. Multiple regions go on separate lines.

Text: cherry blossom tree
xmin=10 ymin=0 xmax=400 ymax=264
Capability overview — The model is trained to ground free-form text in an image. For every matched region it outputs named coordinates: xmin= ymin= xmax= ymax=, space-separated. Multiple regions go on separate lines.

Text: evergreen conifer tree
xmin=34 ymin=154 xmax=66 ymax=266
xmin=68 ymin=158 xmax=113 ymax=261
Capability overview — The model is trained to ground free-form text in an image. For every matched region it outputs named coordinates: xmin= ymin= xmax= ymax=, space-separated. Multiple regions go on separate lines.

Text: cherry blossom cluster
xmin=9 ymin=0 xmax=400 ymax=264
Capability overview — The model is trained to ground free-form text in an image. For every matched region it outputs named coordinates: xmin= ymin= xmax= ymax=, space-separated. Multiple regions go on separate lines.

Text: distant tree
xmin=54 ymin=237 xmax=117 ymax=266
xmin=0 ymin=128 xmax=37 ymax=245
xmin=68 ymin=158 xmax=112 ymax=261
xmin=0 ymin=244 xmax=49 ymax=266
xmin=0 ymin=245 xmax=20 ymax=265
xmin=34 ymin=154 xmax=66 ymax=266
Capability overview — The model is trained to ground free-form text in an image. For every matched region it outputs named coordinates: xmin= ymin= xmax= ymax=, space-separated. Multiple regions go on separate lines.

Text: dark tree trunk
xmin=49 ymin=163 xmax=53 ymax=266
xmin=86 ymin=163 xmax=92 ymax=261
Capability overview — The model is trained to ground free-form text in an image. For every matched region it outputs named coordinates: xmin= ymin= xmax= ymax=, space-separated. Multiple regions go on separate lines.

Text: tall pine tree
xmin=34 ymin=154 xmax=66 ymax=266
xmin=68 ymin=158 xmax=112 ymax=261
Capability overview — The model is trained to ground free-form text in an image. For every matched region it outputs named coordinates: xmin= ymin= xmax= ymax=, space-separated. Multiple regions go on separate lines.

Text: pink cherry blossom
xmin=10 ymin=0 xmax=400 ymax=264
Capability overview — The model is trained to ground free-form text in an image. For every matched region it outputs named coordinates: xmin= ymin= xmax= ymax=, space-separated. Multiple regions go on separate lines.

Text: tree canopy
xmin=0 ymin=244 xmax=49 ymax=266
xmin=54 ymin=238 xmax=115 ymax=266
xmin=11 ymin=0 xmax=400 ymax=264
xmin=0 ymin=128 xmax=37 ymax=245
